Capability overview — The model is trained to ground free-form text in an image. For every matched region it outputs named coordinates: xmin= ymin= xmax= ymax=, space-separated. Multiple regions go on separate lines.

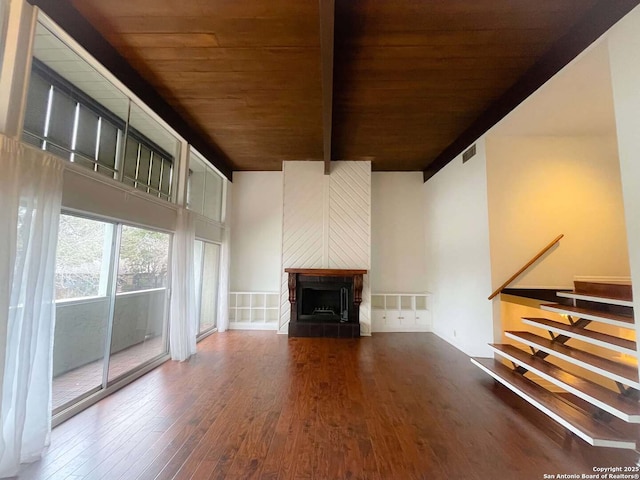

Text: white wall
xmin=229 ymin=171 xmax=283 ymax=292
xmin=230 ymin=167 xmax=427 ymax=336
xmin=279 ymin=161 xmax=372 ymax=335
xmin=485 ymin=134 xmax=630 ymax=289
xmin=371 ymin=172 xmax=427 ymax=293
xmin=608 ymin=4 xmax=640 ymax=359
xmin=423 ymin=138 xmax=494 ymax=357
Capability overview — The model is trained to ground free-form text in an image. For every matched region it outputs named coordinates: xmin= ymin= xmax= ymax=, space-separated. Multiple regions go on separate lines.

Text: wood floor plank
xmin=223 ymin=409 xmax=280 ymax=479
xmin=22 ymin=379 xmax=166 ymax=475
xmin=170 ymin=389 xmax=247 ymax=478
xmin=16 ymin=331 xmax=639 ymax=480
xmin=137 ymin=394 xmax=219 ymax=480
xmin=256 ymin=386 xmax=302 ymax=480
xmin=20 ymin=385 xmax=191 ymax=479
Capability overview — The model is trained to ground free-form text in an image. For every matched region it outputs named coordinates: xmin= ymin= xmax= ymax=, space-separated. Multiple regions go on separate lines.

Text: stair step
xmin=521 ymin=317 xmax=637 ymax=356
xmin=490 ymin=344 xmax=640 ymax=423
xmin=557 ymin=291 xmax=634 ymax=308
xmin=505 ymin=331 xmax=640 ymax=388
xmin=540 ymin=304 xmax=634 ymax=330
xmin=471 ymin=358 xmax=636 ymax=449
xmin=574 ymin=281 xmax=632 ymax=302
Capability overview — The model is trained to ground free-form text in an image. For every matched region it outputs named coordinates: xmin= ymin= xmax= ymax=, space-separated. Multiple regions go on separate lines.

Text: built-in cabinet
xmin=228 ymin=292 xmax=279 ymax=331
xmin=228 ymin=291 xmax=431 ymax=333
xmin=371 ymin=293 xmax=432 ymax=332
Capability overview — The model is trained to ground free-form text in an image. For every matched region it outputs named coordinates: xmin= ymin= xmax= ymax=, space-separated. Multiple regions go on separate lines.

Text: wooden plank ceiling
xmin=67 ymin=0 xmax=603 ymax=173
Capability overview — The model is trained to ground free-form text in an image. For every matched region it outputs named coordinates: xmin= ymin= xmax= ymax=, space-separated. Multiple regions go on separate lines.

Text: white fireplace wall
xmin=279 ymin=161 xmax=372 ymax=334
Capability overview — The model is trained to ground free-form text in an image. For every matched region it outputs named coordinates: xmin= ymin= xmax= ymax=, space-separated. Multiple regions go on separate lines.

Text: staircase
xmin=472 ymin=281 xmax=639 ymax=449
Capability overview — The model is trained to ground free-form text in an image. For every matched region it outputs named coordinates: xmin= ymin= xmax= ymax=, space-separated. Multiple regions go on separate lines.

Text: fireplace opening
xmin=300 ymin=286 xmax=350 ymax=322
xmin=286 ymin=268 xmax=365 ymax=338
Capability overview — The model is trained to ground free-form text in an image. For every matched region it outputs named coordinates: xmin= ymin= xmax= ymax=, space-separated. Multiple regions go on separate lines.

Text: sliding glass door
xmin=53 ymin=214 xmax=115 ymax=412
xmin=53 ymin=214 xmax=171 ymax=414
xmin=109 ymin=225 xmax=170 ymax=382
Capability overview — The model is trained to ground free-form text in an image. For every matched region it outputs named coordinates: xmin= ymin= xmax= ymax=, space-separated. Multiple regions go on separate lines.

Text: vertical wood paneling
xmin=280 ymin=161 xmax=371 ymax=334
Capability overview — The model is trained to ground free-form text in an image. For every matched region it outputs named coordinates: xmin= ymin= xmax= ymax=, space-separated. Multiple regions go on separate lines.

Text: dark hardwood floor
xmin=18 ymin=332 xmax=639 ymax=480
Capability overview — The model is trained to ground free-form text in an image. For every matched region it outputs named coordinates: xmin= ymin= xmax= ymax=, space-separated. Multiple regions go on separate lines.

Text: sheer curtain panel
xmin=217 ymin=226 xmax=231 ymax=332
xmin=169 ymin=209 xmax=197 ymax=361
xmin=0 ymin=134 xmax=63 ymax=477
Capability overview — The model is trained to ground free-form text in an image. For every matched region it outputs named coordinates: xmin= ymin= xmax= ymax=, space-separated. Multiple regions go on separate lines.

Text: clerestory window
xmin=22 ymin=22 xmax=180 ymax=202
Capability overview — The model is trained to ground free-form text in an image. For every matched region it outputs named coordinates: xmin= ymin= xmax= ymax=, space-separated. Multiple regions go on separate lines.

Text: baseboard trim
xmin=372 ymin=326 xmax=432 ymax=333
xmin=228 ymin=322 xmax=278 ymax=331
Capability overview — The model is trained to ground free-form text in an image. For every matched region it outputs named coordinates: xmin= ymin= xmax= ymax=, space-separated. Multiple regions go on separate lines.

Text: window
xmin=23 ymin=59 xmax=124 ymax=179
xmin=55 ymin=214 xmax=112 ymax=300
xmin=122 ymin=134 xmax=173 ymax=200
xmin=187 ymin=149 xmax=225 ymax=221
xmin=26 ymin=15 xmax=228 ymax=422
xmin=116 ymin=225 xmax=170 ymax=293
xmin=23 ymin=22 xmax=180 ymax=202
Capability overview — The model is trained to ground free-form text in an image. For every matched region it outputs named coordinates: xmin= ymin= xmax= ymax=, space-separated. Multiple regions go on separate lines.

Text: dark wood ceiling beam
xmin=319 ymin=0 xmax=335 ymax=174
xmin=422 ymin=0 xmax=640 ymax=182
xmin=27 ymin=0 xmax=234 ymax=180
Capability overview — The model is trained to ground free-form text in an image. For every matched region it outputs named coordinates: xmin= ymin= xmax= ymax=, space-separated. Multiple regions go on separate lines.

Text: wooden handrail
xmin=488 ymin=234 xmax=564 ymax=300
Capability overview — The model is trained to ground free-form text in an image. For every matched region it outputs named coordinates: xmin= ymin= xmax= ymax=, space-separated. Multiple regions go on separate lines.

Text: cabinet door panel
xmin=372 ymin=310 xmax=387 ymax=331
xmin=398 ymin=310 xmax=416 ymax=325
xmin=415 ymin=311 xmax=430 ymax=326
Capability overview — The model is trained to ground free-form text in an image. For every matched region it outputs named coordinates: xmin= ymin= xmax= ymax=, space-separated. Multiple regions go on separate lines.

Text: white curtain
xmin=0 ymin=1 xmax=8 ymax=69
xmin=216 ymin=181 xmax=231 ymax=332
xmin=216 ymin=225 xmax=231 ymax=332
xmin=0 ymin=135 xmax=64 ymax=477
xmin=169 ymin=208 xmax=197 ymax=361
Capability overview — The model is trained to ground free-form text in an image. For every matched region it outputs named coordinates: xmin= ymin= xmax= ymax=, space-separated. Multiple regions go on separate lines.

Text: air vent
xmin=462 ymin=144 xmax=476 ymax=163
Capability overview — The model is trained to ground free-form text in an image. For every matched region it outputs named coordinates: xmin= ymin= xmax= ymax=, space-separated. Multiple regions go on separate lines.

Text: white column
xmin=175 ymin=139 xmax=190 ymax=207
xmin=0 ymin=0 xmax=35 ymax=138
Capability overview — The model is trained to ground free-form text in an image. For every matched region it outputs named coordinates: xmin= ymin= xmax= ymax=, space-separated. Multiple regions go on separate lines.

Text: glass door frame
xmin=53 ymin=209 xmax=172 ymax=416
xmin=195 ymin=238 xmax=222 ymax=340
xmin=106 ymin=222 xmax=173 ymax=387
xmin=52 ymin=210 xmax=118 ymax=415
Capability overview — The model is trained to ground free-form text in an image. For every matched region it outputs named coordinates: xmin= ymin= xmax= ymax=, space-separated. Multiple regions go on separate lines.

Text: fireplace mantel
xmin=285 ymin=269 xmax=367 ymax=306
xmin=285 ymin=268 xmax=367 ymax=276
xmin=286 ymin=268 xmax=367 ymax=337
